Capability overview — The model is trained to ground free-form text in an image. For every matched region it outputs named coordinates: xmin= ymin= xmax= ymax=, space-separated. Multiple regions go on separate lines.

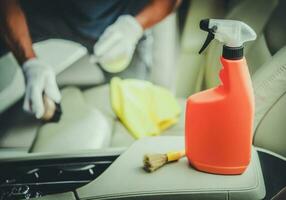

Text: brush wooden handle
xmin=166 ymin=150 xmax=185 ymax=162
xmin=42 ymin=94 xmax=56 ymax=121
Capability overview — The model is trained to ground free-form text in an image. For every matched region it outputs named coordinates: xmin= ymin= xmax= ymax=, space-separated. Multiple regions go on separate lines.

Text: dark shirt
xmin=0 ymin=0 xmax=149 ymax=55
xmin=62 ymin=0 xmax=149 ymax=39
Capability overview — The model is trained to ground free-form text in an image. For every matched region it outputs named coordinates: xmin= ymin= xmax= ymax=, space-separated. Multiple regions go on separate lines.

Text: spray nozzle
xmin=198 ymin=19 xmax=257 ymax=55
xmin=199 ymin=19 xmax=217 ymax=54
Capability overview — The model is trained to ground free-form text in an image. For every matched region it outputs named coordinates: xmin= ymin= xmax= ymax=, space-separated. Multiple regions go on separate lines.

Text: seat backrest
xmin=252 ymin=46 xmax=286 ymax=158
xmin=0 ymin=54 xmax=25 ymax=113
xmin=252 ymin=1 xmax=286 ymax=158
xmin=0 ymin=39 xmax=87 ymax=114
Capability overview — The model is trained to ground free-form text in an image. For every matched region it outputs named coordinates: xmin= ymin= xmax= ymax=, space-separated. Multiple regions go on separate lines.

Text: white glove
xmin=22 ymin=58 xmax=61 ymax=119
xmin=94 ymin=15 xmax=143 ymax=73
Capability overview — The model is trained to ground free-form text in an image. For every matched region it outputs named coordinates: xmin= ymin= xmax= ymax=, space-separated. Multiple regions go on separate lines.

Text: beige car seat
xmin=0 ymin=20 xmax=185 ymax=154
xmin=0 ymin=39 xmax=107 ymax=154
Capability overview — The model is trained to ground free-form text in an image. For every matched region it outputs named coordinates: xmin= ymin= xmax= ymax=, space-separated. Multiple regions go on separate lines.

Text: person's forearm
xmin=0 ymin=0 xmax=35 ymax=65
xmin=136 ymin=0 xmax=181 ymax=30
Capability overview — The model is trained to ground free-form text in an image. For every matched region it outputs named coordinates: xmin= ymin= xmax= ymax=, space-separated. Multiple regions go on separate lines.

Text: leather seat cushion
xmin=31 ymin=87 xmax=113 ymax=153
xmin=83 ymin=85 xmax=116 ymax=119
xmin=0 ymin=101 xmax=40 ymax=150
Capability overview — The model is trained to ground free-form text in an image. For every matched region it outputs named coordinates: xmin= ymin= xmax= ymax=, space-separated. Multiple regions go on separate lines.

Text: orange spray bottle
xmin=185 ymin=19 xmax=257 ymax=175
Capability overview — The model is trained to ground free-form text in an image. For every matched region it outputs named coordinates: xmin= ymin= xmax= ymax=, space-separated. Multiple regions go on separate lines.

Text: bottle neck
xmin=222 ymin=45 xmax=243 ymax=60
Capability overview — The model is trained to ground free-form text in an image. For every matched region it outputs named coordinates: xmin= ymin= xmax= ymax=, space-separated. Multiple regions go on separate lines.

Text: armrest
xmin=77 ymin=136 xmax=265 ymax=200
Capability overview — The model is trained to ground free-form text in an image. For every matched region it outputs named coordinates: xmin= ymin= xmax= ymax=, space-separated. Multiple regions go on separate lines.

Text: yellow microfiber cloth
xmin=110 ymin=77 xmax=181 ymax=139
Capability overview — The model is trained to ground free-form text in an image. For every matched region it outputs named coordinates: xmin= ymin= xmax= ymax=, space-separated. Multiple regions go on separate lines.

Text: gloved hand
xmin=94 ymin=15 xmax=143 ymax=73
xmin=22 ymin=58 xmax=61 ymax=119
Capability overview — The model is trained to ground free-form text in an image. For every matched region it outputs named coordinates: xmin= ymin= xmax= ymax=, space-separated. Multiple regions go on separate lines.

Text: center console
xmin=0 ymin=149 xmax=122 ymax=200
xmin=0 ymin=137 xmax=266 ymax=200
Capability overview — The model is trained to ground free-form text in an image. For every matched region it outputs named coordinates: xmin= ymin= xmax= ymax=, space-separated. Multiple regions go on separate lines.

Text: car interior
xmin=0 ymin=0 xmax=285 ymax=199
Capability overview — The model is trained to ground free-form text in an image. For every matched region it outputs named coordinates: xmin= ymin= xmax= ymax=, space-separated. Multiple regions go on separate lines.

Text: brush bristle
xmin=143 ymin=153 xmax=168 ymax=172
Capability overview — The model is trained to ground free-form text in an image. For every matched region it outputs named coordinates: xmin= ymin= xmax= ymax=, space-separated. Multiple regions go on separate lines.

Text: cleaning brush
xmin=143 ymin=150 xmax=185 ymax=172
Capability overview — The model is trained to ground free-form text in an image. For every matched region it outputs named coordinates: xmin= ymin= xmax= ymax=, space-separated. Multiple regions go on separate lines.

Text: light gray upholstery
xmin=0 ymin=148 xmax=28 ymax=158
xmin=33 ymin=39 xmax=87 ymax=74
xmin=0 ymin=109 xmax=40 ymax=149
xmin=0 ymin=98 xmax=40 ymax=149
xmin=57 ymin=55 xmax=105 ymax=87
xmin=0 ymin=54 xmax=25 ymax=113
xmin=77 ymin=137 xmax=265 ymax=200
xmin=151 ymin=13 xmax=178 ymax=92
xmin=83 ymin=85 xmax=116 ymax=119
xmin=253 ymin=46 xmax=286 ymax=157
xmin=111 ymin=122 xmax=135 ymax=147
xmin=31 ymin=87 xmax=113 ymax=153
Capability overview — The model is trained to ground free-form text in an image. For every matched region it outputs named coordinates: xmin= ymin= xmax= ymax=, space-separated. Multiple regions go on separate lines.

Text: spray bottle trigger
xmin=199 ymin=32 xmax=215 ymax=54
